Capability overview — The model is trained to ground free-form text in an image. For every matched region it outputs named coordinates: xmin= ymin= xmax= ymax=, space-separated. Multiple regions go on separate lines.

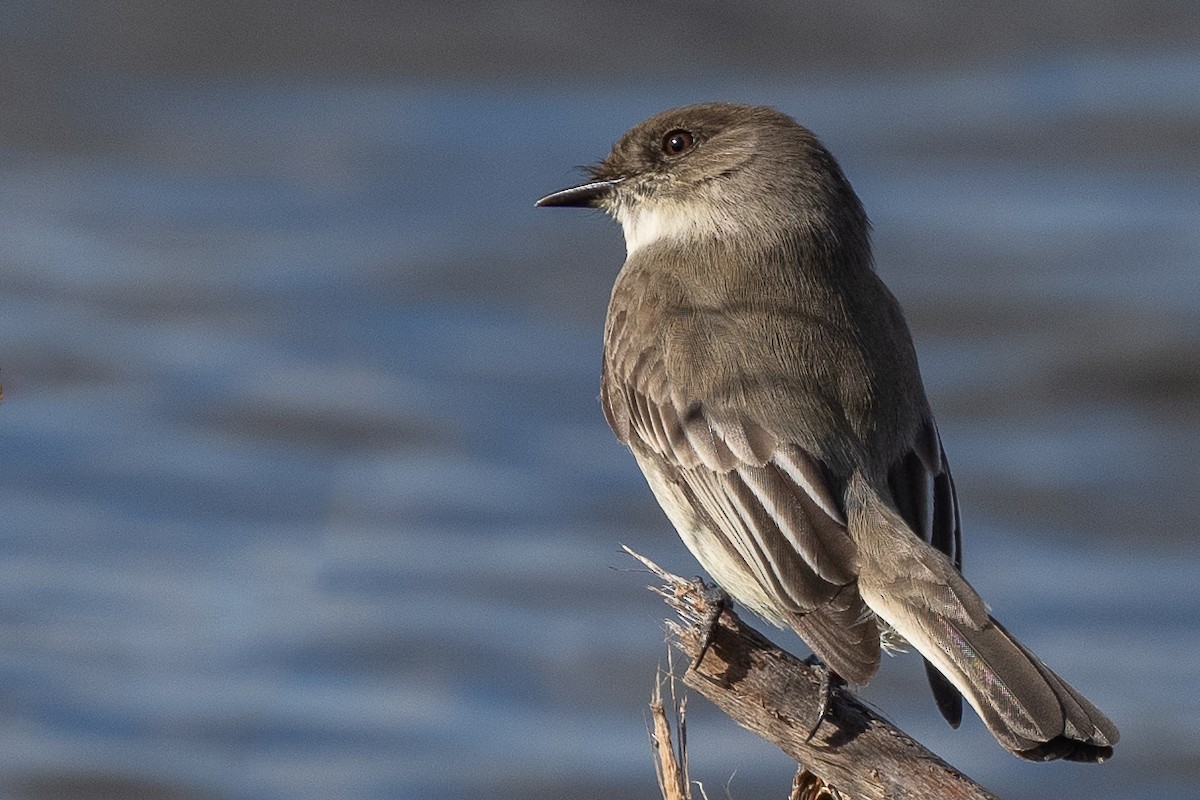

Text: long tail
xmin=847 ymin=474 xmax=1119 ymax=762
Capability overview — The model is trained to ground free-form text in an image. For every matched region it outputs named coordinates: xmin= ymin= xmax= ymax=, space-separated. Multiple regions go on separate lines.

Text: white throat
xmin=615 ymin=200 xmax=732 ymax=257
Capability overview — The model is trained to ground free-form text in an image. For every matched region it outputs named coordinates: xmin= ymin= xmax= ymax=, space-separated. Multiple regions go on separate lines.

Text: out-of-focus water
xmin=0 ymin=34 xmax=1198 ymax=800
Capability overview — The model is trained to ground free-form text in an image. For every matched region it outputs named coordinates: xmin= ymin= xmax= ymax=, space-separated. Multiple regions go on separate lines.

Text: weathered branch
xmin=648 ymin=665 xmax=691 ymax=800
xmin=625 ymin=546 xmax=998 ymax=800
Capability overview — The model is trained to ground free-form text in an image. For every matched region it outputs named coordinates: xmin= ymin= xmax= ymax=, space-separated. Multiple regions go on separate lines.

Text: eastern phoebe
xmin=537 ymin=103 xmax=1118 ymax=762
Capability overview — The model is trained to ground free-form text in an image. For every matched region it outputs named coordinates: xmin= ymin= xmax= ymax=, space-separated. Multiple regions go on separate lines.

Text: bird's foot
xmin=690 ymin=578 xmax=730 ymax=670
xmin=801 ymin=654 xmax=844 ymax=742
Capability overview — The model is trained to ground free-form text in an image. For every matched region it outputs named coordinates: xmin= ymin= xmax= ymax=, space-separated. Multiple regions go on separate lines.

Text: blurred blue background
xmin=1 ymin=3 xmax=1198 ymax=798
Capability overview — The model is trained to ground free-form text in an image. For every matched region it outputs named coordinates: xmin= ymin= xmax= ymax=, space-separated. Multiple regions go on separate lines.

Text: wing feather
xmin=887 ymin=420 xmax=966 ymax=724
xmin=611 ymin=379 xmax=882 ymax=678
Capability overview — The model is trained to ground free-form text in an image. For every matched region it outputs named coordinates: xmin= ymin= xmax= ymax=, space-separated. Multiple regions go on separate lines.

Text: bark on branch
xmin=626 ymin=546 xmax=998 ymax=800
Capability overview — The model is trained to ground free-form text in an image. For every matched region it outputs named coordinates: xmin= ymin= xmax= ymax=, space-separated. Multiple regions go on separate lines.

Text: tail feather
xmin=848 ymin=475 xmax=1119 ymax=762
xmin=918 ymin=610 xmax=1117 ymax=761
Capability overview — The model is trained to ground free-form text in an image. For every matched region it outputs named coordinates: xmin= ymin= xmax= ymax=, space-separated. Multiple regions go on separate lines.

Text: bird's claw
xmin=690 ymin=578 xmax=730 ymax=669
xmin=801 ymin=653 xmax=844 ymax=742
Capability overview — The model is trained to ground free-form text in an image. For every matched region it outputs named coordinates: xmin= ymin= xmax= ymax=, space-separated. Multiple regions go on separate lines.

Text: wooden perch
xmin=626 ymin=546 xmax=998 ymax=800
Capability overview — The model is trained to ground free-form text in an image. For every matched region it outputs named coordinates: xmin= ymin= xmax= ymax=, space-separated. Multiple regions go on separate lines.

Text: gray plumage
xmin=537 ymin=102 xmax=1118 ymax=762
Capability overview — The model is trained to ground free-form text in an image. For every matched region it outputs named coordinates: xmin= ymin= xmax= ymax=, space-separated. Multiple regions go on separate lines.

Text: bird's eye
xmin=662 ymin=129 xmax=696 ymax=156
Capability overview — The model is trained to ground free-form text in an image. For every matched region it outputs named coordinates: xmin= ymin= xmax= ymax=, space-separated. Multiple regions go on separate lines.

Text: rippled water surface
xmin=1 ymin=15 xmax=1198 ymax=800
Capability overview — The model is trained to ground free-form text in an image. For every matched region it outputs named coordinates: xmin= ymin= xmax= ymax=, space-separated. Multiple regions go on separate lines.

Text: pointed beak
xmin=535 ymin=178 xmax=622 ymax=208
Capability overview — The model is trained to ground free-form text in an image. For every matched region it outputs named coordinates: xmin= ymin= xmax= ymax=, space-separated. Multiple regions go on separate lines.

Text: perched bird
xmin=537 ymin=102 xmax=1118 ymax=762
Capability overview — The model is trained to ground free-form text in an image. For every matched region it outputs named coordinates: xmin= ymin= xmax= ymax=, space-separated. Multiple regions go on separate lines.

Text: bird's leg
xmin=801 ymin=653 xmax=845 ymax=742
xmin=690 ymin=578 xmax=730 ymax=670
